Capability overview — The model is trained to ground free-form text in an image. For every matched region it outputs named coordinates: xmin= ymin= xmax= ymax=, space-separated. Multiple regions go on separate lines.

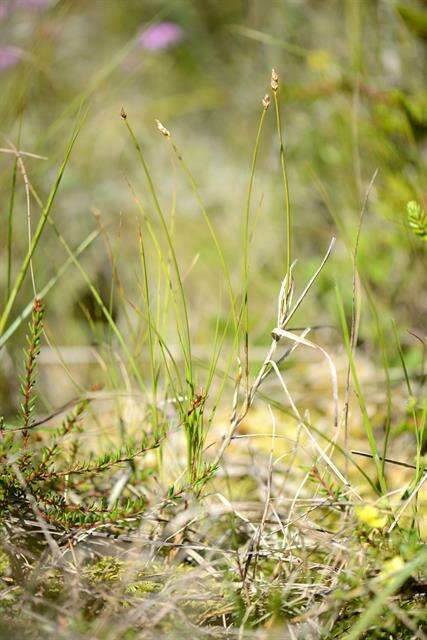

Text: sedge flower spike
xmin=155 ymin=119 xmax=170 ymax=137
xmin=271 ymin=68 xmax=279 ymax=92
xmin=262 ymin=94 xmax=271 ymax=109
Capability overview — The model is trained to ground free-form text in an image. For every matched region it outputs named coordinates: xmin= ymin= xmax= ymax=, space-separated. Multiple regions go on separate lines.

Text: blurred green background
xmin=0 ymin=0 xmax=426 ymax=414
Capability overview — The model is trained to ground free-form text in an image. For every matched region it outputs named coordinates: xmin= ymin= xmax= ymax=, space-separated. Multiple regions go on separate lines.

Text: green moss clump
xmin=83 ymin=556 xmax=124 ymax=584
xmin=126 ymin=580 xmax=161 ymax=595
xmin=39 ymin=569 xmax=65 ymax=600
xmin=0 ymin=550 xmax=10 ymax=576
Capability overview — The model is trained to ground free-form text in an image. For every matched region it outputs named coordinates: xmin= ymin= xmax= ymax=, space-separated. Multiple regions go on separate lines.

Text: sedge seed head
xmin=155 ymin=119 xmax=170 ymax=137
xmin=271 ymin=68 xmax=279 ymax=92
xmin=262 ymin=93 xmax=271 ymax=109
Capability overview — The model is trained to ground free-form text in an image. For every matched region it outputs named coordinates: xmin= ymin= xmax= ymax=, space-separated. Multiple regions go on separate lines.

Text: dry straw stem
xmin=242 ymin=404 xmax=275 ymax=582
xmin=388 ymin=470 xmax=427 ymax=533
xmin=8 ymin=460 xmax=62 ymax=562
xmin=214 ymin=236 xmax=336 ymax=467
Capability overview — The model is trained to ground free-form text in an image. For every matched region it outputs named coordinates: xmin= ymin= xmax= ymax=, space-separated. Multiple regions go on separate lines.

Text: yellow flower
xmin=306 ymin=49 xmax=332 ymax=72
xmin=355 ymin=504 xmax=387 ymax=528
xmin=379 ymin=556 xmax=405 ymax=580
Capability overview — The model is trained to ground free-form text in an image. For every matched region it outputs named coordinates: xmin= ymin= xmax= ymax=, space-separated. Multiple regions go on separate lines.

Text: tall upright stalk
xmin=138 ymin=230 xmax=160 ymax=445
xmin=242 ymin=95 xmax=270 ymax=390
xmin=336 ymin=286 xmax=387 ymax=495
xmin=122 ymin=112 xmax=193 ymax=391
xmin=6 ymin=160 xmax=18 ymax=303
xmin=168 ymin=137 xmax=238 ymax=335
xmin=271 ymin=69 xmax=292 ymax=283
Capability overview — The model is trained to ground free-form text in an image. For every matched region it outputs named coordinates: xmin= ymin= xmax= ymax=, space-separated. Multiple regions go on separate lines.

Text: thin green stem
xmin=391 ymin=320 xmax=424 ymax=487
xmin=50 ymin=222 xmax=146 ymax=393
xmin=0 ymin=229 xmax=99 ymax=350
xmin=0 ymin=117 xmax=84 ymax=338
xmin=6 ymin=119 xmax=23 ymax=302
xmin=273 ymin=90 xmax=292 ymax=280
xmin=171 ymin=140 xmax=238 ymax=334
xmin=243 ymin=106 xmax=268 ymax=389
xmin=123 ymin=117 xmax=193 ymax=390
xmin=342 ymin=548 xmax=427 ymax=640
xmin=138 ymin=230 xmax=159 ymax=438
xmin=6 ymin=156 xmax=18 ymax=302
xmin=336 ymin=285 xmax=387 ymax=495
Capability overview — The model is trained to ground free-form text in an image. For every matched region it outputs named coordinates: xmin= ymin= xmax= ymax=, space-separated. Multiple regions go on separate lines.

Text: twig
xmin=351 ymin=450 xmax=416 ymax=470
